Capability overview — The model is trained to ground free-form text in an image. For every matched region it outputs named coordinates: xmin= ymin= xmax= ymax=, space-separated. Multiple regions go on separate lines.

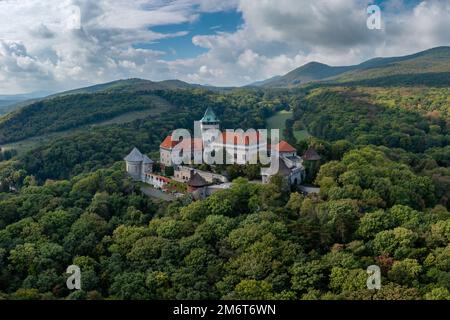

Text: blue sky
xmin=133 ymin=0 xmax=426 ymax=62
xmin=136 ymin=10 xmax=244 ymax=60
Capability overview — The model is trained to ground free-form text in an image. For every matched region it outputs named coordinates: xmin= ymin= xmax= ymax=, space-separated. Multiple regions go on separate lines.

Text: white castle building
xmin=124 ymin=107 xmax=316 ymax=201
xmin=160 ymin=107 xmax=267 ymax=167
xmin=158 ymin=107 xmax=306 ymax=187
xmin=261 ymin=141 xmax=305 ymax=186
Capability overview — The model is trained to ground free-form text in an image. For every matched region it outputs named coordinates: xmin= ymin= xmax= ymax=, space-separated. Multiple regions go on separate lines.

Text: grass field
xmin=266 ymin=110 xmax=310 ymax=141
xmin=266 ymin=110 xmax=293 ymax=140
xmin=294 ymin=129 xmax=311 ymax=141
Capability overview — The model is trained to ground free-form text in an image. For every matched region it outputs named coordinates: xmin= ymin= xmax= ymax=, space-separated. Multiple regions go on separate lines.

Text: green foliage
xmin=388 ymin=259 xmax=422 ymax=285
xmin=298 ymin=87 xmax=448 ymax=153
xmin=0 ymin=92 xmax=165 ymax=143
xmin=260 ymin=47 xmax=450 ymax=88
xmin=317 ymin=147 xmax=437 ymax=209
xmin=0 ymin=73 xmax=448 ymax=300
xmin=0 ymin=161 xmax=448 ymax=299
xmin=227 ymin=280 xmax=274 ymax=300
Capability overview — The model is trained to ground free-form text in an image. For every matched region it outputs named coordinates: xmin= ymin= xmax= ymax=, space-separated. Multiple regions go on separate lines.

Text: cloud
xmin=182 ymin=0 xmax=450 ymax=86
xmin=0 ymin=0 xmax=449 ymax=93
xmin=0 ymin=0 xmax=199 ymax=92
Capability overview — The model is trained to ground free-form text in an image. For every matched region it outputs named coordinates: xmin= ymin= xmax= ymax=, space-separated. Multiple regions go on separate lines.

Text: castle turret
xmin=124 ymin=147 xmax=144 ymax=181
xmin=124 ymin=147 xmax=153 ymax=181
xmin=200 ymin=107 xmax=220 ymax=143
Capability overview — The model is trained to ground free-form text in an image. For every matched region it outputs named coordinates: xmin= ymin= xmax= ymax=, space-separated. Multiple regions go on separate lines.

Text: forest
xmin=0 ymin=82 xmax=448 ymax=300
xmin=0 ymin=147 xmax=448 ymax=300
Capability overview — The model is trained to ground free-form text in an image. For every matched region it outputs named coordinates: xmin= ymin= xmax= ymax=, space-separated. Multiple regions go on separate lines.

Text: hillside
xmin=0 ymin=99 xmax=22 ymax=115
xmin=256 ymin=46 xmax=450 ymax=87
xmin=335 ymin=46 xmax=450 ymax=83
xmin=54 ymin=78 xmax=200 ymax=96
xmin=0 ymin=79 xmax=206 ymax=144
xmin=3 ymin=46 xmax=448 ymax=145
xmin=0 ymin=92 xmax=53 ymax=115
xmin=258 ymin=62 xmax=355 ymax=87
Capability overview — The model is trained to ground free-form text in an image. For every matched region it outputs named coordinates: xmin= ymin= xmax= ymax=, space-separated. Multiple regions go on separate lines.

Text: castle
xmin=160 ymin=107 xmax=268 ymax=167
xmin=125 ymin=107 xmax=316 ymax=198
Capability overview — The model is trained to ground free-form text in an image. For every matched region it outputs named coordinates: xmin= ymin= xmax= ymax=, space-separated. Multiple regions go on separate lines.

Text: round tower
xmin=124 ymin=147 xmax=144 ymax=181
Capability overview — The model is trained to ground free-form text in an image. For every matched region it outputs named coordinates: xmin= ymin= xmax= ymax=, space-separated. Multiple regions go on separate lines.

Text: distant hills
xmin=0 ymin=80 xmax=195 ymax=144
xmin=0 ymin=91 xmax=53 ymax=115
xmin=0 ymin=79 xmax=202 ymax=116
xmin=1 ymin=46 xmax=449 ymax=144
xmin=54 ymin=78 xmax=202 ymax=96
xmin=0 ymin=79 xmax=211 ymax=140
xmin=251 ymin=46 xmax=450 ymax=87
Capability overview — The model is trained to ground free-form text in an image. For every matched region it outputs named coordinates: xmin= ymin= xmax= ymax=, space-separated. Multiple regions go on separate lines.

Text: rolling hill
xmin=0 ymin=79 xmax=200 ymax=144
xmin=0 ymin=99 xmax=23 ymax=115
xmin=0 ymin=79 xmax=199 ymax=117
xmin=0 ymin=91 xmax=53 ymax=115
xmin=254 ymin=46 xmax=450 ymax=87
xmin=53 ymin=78 xmax=200 ymax=96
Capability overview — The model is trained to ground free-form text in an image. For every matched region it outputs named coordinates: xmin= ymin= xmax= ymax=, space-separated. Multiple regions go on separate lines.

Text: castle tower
xmin=200 ymin=107 xmax=220 ymax=143
xmin=124 ymin=147 xmax=144 ymax=181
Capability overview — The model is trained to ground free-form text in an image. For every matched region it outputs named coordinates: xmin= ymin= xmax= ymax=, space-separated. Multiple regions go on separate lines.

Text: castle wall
xmin=126 ymin=161 xmax=142 ymax=181
xmin=174 ymin=165 xmax=228 ymax=184
xmin=160 ymin=148 xmax=172 ymax=167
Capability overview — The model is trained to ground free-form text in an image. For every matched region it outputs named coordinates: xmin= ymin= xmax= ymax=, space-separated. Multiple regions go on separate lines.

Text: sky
xmin=0 ymin=0 xmax=449 ymax=94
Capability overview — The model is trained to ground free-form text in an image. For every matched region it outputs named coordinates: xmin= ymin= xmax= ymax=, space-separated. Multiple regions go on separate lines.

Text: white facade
xmin=160 ymin=147 xmax=173 ymax=167
xmin=143 ymin=173 xmax=171 ymax=189
xmin=261 ymin=147 xmax=305 ymax=186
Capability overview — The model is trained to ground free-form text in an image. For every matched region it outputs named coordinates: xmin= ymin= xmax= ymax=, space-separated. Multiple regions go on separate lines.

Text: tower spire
xmin=200 ymin=107 xmax=219 ymax=123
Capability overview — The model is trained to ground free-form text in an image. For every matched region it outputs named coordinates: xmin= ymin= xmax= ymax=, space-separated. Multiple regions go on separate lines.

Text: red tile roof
xmin=276 ymin=140 xmax=296 ymax=153
xmin=160 ymin=136 xmax=203 ymax=150
xmin=160 ymin=135 xmax=178 ymax=149
xmin=162 ymin=131 xmax=266 ymax=149
xmin=159 ymin=176 xmax=172 ymax=183
xmin=146 ymin=173 xmax=172 ymax=183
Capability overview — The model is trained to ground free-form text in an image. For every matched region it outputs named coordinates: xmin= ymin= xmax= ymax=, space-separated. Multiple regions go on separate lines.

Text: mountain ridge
xmin=252 ymin=46 xmax=450 ymax=87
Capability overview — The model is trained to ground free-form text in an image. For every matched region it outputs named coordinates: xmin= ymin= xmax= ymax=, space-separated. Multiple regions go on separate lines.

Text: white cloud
xmin=0 ymin=0 xmax=449 ymax=93
xmin=180 ymin=0 xmax=450 ymax=86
